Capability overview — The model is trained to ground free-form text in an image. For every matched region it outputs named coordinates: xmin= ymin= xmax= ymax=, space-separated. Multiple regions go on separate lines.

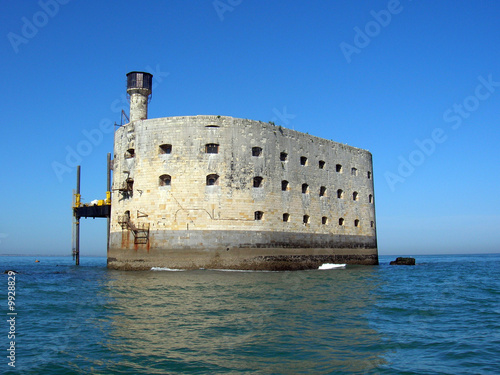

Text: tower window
xmin=126 ymin=178 xmax=134 ymax=192
xmin=252 ymin=147 xmax=263 ymax=157
xmin=303 ymin=215 xmax=310 ymax=224
xmin=319 ymin=160 xmax=325 ymax=169
xmin=319 ymin=186 xmax=327 ymax=197
xmin=300 ymin=156 xmax=308 ymax=166
xmin=353 ymin=191 xmax=359 ymax=201
xmin=351 ymin=167 xmax=358 ymax=176
xmin=339 ymin=218 xmax=345 ymax=226
xmin=337 ymin=189 xmax=343 ymax=199
xmin=281 ymin=180 xmax=289 ymax=191
xmin=125 ymin=148 xmax=135 ymax=158
xmin=322 ymin=216 xmax=328 ymax=225
xmin=205 ymin=143 xmax=219 ymax=154
xmin=354 ymin=219 xmax=360 ymax=227
xmin=159 ymin=144 xmax=172 ymax=154
xmin=254 ymin=211 xmax=264 ymax=220
xmin=206 ymin=174 xmax=219 ymax=186
xmin=371 ymin=221 xmax=375 ymax=228
xmin=336 ymin=164 xmax=342 ymax=173
xmin=367 ymin=171 xmax=372 ymax=179
xmin=280 ymin=152 xmax=288 ymax=161
xmin=253 ymin=176 xmax=263 ymax=188
xmin=302 ymin=183 xmax=309 ymax=194
xmin=369 ymin=194 xmax=373 ymax=203
xmin=159 ymin=174 xmax=171 ymax=186
xmin=283 ymin=213 xmax=290 ymax=222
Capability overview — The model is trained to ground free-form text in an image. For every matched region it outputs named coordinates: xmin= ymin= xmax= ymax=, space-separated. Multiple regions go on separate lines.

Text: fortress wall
xmin=109 ymin=115 xmax=377 ymax=268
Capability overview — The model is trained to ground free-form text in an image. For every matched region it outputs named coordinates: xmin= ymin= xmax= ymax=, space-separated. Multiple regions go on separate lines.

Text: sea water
xmin=1 ymin=254 xmax=499 ymax=374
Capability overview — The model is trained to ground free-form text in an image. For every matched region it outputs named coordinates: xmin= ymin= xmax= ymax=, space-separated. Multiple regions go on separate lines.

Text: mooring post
xmin=75 ymin=165 xmax=80 ymax=266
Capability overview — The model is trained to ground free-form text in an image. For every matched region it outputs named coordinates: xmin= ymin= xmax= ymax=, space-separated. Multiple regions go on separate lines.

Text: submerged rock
xmin=390 ymin=257 xmax=415 ymax=265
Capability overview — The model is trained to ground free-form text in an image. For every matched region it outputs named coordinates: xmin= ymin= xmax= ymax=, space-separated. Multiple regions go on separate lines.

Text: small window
xmin=319 ymin=186 xmax=327 ymax=197
xmin=159 ymin=174 xmax=171 ymax=186
xmin=369 ymin=194 xmax=373 ymax=203
xmin=354 ymin=219 xmax=360 ymax=227
xmin=302 ymin=183 xmax=309 ymax=194
xmin=339 ymin=218 xmax=345 ymax=226
xmin=353 ymin=191 xmax=359 ymax=201
xmin=126 ymin=178 xmax=134 ymax=191
xmin=337 ymin=189 xmax=343 ymax=199
xmin=336 ymin=164 xmax=342 ymax=173
xmin=300 ymin=156 xmax=308 ymax=166
xmin=252 ymin=147 xmax=262 ymax=157
xmin=205 ymin=143 xmax=219 ymax=154
xmin=283 ymin=213 xmax=290 ymax=222
xmin=280 ymin=152 xmax=288 ymax=161
xmin=367 ymin=171 xmax=372 ymax=179
xmin=351 ymin=167 xmax=358 ymax=176
xmin=322 ymin=216 xmax=328 ymax=225
xmin=159 ymin=144 xmax=172 ymax=154
xmin=303 ymin=215 xmax=310 ymax=224
xmin=206 ymin=174 xmax=219 ymax=186
xmin=254 ymin=211 xmax=264 ymax=220
xmin=281 ymin=180 xmax=289 ymax=191
xmin=319 ymin=160 xmax=325 ymax=169
xmin=371 ymin=221 xmax=375 ymax=228
xmin=253 ymin=176 xmax=263 ymax=188
xmin=125 ymin=148 xmax=135 ymax=158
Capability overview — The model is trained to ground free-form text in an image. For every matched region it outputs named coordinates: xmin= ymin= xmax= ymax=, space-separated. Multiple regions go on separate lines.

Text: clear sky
xmin=1 ymin=0 xmax=499 ymax=257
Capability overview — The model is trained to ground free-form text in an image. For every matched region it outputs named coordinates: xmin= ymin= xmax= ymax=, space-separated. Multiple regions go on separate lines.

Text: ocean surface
xmin=1 ymin=254 xmax=499 ymax=374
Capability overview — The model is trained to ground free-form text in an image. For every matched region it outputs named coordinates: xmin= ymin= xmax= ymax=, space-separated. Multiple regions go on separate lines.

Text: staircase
xmin=118 ymin=216 xmax=150 ymax=245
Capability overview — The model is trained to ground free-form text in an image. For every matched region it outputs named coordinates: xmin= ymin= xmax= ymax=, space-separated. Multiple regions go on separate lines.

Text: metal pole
xmin=75 ymin=165 xmax=80 ymax=266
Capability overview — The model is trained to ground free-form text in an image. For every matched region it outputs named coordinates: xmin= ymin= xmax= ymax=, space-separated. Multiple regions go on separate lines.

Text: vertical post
xmin=106 ymin=153 xmax=111 ymax=255
xmin=75 ymin=165 xmax=80 ymax=266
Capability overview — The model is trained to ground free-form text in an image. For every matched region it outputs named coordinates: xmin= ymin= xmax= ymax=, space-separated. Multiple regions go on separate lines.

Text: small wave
xmin=318 ymin=263 xmax=346 ymax=270
xmin=150 ymin=267 xmax=185 ymax=271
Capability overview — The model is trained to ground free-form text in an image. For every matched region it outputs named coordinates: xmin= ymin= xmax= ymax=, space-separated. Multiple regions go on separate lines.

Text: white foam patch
xmin=150 ymin=267 xmax=185 ymax=271
xmin=318 ymin=263 xmax=346 ymax=270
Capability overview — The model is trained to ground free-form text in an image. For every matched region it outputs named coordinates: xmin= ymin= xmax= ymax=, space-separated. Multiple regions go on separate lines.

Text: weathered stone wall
xmin=109 ymin=115 xmax=377 ymax=269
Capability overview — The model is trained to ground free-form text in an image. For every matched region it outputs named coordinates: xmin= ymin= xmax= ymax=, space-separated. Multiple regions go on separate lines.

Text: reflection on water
xmin=101 ymin=267 xmax=385 ymax=373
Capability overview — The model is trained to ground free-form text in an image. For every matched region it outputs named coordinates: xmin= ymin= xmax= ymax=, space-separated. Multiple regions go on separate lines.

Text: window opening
xmin=205 ymin=143 xmax=219 ymax=154
xmin=206 ymin=174 xmax=219 ymax=186
xmin=253 ymin=176 xmax=263 ymax=188
xmin=159 ymin=144 xmax=172 ymax=154
xmin=252 ymin=147 xmax=262 ymax=157
xmin=159 ymin=174 xmax=171 ymax=186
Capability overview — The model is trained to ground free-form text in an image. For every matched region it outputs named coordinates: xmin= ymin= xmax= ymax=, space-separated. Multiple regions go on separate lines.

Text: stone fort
xmin=107 ymin=72 xmax=378 ymax=270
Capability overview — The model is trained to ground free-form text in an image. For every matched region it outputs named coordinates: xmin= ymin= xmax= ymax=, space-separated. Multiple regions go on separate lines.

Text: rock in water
xmin=390 ymin=257 xmax=415 ymax=265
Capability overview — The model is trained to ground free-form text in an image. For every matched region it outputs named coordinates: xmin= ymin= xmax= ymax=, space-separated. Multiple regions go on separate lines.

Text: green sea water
xmin=1 ymin=254 xmax=499 ymax=374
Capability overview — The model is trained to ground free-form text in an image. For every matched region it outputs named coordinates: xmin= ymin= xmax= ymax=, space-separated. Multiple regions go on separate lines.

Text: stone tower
xmin=126 ymin=71 xmax=153 ymax=122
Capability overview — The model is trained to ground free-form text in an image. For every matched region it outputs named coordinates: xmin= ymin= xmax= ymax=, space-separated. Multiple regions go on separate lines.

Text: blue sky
xmin=1 ymin=0 xmax=499 ymax=257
